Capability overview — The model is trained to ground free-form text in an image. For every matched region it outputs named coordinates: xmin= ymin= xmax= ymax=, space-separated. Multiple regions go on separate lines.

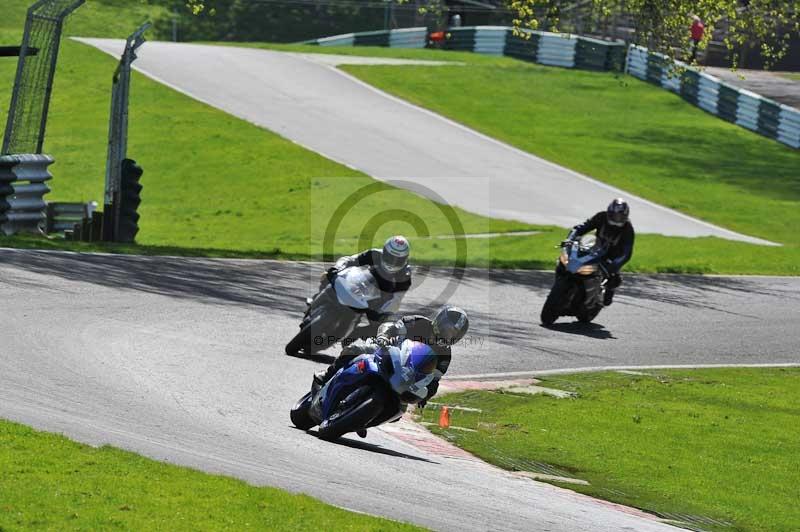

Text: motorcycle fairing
xmin=313 ymin=354 xmax=382 ymax=421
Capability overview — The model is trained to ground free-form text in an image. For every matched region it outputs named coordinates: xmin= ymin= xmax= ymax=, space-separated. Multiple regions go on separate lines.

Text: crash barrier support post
xmin=301 ymin=26 xmax=627 ymax=72
xmin=103 ymin=22 xmax=149 ymax=243
xmin=625 ymin=44 xmax=800 ymax=150
xmin=0 ymin=154 xmax=53 ymax=235
xmin=0 ymin=46 xmax=39 ymax=57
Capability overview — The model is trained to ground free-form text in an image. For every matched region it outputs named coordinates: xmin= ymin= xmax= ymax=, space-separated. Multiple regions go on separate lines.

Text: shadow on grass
xmin=614 ymin=127 xmax=800 ymax=203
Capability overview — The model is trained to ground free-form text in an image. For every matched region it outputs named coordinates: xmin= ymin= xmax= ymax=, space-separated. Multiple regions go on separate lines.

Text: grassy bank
xmin=0 ymin=0 xmax=165 ymax=43
xmin=422 ymin=368 xmax=800 ymax=531
xmin=339 ymin=51 xmax=800 ymax=246
xmin=0 ymin=418 xmax=419 ymax=530
xmin=1 ymin=7 xmax=533 ymax=264
xmin=213 ymin=42 xmax=800 ymax=274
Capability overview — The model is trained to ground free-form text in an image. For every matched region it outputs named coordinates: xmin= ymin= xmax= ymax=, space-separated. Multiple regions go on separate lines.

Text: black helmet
xmin=432 ymin=306 xmax=469 ymax=345
xmin=607 ymin=198 xmax=630 ymax=227
xmin=381 ymin=235 xmax=410 ymax=274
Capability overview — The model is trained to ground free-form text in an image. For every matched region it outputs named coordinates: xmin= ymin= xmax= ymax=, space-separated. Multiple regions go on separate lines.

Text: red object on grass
xmin=691 ymin=19 xmax=704 ymax=42
xmin=429 ymin=31 xmax=446 ymax=42
xmin=438 ymin=406 xmax=451 ymax=428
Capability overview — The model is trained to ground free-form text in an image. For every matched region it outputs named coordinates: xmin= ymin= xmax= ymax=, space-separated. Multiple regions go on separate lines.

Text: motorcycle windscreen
xmin=377 ymin=290 xmax=404 ymax=314
xmin=334 ymin=267 xmax=381 ymax=309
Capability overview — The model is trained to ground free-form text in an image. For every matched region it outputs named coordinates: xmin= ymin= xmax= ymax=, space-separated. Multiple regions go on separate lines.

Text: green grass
xmin=0 ymin=418 xmax=419 ymax=530
xmin=1 ymin=6 xmax=535 ymax=265
xmin=779 ymin=72 xmax=800 ymax=81
xmin=339 ymin=52 xmax=800 ymax=245
xmin=0 ymin=0 xmax=166 ymax=43
xmin=213 ymin=42 xmax=800 ymax=274
xmin=421 ymin=368 xmax=800 ymax=532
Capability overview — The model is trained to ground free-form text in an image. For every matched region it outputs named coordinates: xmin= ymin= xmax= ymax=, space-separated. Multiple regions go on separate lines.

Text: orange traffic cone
xmin=438 ymin=406 xmax=451 ymax=429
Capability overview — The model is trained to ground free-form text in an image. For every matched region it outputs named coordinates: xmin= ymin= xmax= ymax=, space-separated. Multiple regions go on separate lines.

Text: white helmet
xmin=381 ymin=235 xmax=410 ymax=274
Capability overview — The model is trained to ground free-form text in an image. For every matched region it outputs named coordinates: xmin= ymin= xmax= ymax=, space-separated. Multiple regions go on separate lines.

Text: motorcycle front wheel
xmin=576 ymin=306 xmax=601 ymax=323
xmin=290 ymin=392 xmax=315 ymax=430
xmin=541 ymin=276 xmax=569 ymax=326
xmin=317 ymin=386 xmax=385 ymax=441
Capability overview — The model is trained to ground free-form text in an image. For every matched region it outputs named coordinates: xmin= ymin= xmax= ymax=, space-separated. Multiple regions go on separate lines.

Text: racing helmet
xmin=381 ymin=235 xmax=410 ymax=274
xmin=432 ymin=306 xmax=469 ymax=345
xmin=606 ymin=198 xmax=630 ymax=227
xmin=404 ymin=340 xmax=438 ymax=379
xmin=392 ymin=340 xmax=438 ymax=404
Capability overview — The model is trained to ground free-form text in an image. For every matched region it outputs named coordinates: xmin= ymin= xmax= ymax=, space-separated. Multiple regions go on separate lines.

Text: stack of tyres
xmin=118 ymin=158 xmax=143 ymax=243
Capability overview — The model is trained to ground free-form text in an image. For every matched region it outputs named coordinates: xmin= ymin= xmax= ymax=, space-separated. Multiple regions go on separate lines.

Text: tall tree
xmin=510 ymin=0 xmax=799 ymax=67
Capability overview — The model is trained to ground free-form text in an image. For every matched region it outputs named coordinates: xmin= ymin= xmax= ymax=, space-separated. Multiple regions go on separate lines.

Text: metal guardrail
xmin=45 ymin=201 xmax=95 ymax=233
xmin=302 ymin=26 xmax=626 ymax=72
xmin=0 ymin=153 xmax=53 ymax=235
xmin=625 ymin=45 xmax=800 ymax=149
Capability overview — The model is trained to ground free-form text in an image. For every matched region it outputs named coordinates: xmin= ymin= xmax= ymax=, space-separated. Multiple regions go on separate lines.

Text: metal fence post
xmin=103 ymin=22 xmax=150 ymax=242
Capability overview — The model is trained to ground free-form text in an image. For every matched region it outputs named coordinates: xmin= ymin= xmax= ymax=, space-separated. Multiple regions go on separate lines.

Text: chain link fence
xmin=2 ymin=0 xmax=85 ymax=155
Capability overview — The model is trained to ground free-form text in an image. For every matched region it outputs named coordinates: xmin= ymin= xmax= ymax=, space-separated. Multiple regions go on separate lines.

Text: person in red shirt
xmin=690 ymin=15 xmax=705 ymax=63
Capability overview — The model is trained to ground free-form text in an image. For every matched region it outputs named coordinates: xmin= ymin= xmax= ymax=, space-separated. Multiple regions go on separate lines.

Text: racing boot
xmin=357 ymin=429 xmax=367 ymax=438
xmin=313 ymin=362 xmax=338 ymax=388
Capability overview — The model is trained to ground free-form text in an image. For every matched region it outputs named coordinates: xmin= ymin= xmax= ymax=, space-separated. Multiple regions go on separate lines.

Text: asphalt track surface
xmin=3 ymin=249 xmax=800 ymax=530
xmin=77 ymin=38 xmax=774 ymax=245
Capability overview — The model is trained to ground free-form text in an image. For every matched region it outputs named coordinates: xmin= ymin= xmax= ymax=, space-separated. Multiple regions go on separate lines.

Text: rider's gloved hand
xmin=325 ymin=266 xmax=340 ymax=284
xmin=375 ymin=335 xmax=390 ymax=348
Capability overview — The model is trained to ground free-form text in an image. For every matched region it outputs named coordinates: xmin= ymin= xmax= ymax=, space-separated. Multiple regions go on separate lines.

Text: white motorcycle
xmin=285 ymin=266 xmax=404 ymax=357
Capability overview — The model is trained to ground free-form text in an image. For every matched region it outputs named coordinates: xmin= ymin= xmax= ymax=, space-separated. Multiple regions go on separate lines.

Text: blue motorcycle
xmin=290 ymin=340 xmax=437 ymax=441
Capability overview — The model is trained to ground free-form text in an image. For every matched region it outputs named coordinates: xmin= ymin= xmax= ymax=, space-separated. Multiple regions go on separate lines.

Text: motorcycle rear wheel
xmin=290 ymin=392 xmax=315 ymax=430
xmin=317 ymin=386 xmax=385 ymax=441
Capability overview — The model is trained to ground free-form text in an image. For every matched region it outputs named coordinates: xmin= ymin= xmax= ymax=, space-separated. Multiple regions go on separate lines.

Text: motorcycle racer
xmin=566 ymin=199 xmax=635 ymax=306
xmin=314 ymin=306 xmax=469 ymax=407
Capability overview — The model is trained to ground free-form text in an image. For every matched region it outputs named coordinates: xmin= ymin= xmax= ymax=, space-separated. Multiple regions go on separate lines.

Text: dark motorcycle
xmin=541 ymin=235 xmax=608 ymax=326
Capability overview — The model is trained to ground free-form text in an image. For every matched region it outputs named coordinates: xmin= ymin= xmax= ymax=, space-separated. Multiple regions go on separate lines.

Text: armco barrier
xmin=0 ymin=154 xmax=53 ymax=235
xmin=388 ymin=28 xmax=427 ymax=49
xmin=626 ymin=45 xmax=800 ymax=149
xmin=472 ymin=26 xmax=506 ymax=55
xmin=302 ymin=26 xmax=626 ymax=72
xmin=45 ymin=202 xmax=92 ymax=234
